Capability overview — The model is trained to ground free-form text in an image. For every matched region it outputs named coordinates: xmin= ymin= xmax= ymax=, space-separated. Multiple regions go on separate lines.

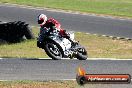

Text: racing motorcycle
xmin=37 ymin=28 xmax=88 ymax=60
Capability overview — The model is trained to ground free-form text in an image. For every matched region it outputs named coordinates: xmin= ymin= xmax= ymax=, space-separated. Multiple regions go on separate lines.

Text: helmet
xmin=38 ymin=14 xmax=47 ymax=26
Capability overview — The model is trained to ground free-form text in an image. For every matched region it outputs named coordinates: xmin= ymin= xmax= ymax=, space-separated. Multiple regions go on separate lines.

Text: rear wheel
xmin=44 ymin=41 xmax=63 ymax=60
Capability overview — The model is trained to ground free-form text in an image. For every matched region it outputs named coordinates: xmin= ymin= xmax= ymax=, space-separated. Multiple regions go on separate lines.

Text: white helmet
xmin=38 ymin=14 xmax=47 ymax=26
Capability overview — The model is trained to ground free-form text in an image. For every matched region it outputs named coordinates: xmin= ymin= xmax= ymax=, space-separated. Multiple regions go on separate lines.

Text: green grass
xmin=0 ymin=80 xmax=117 ymax=88
xmin=0 ymin=0 xmax=132 ymax=17
xmin=0 ymin=27 xmax=132 ymax=59
xmin=0 ymin=27 xmax=48 ymax=58
xmin=76 ymin=32 xmax=132 ymax=59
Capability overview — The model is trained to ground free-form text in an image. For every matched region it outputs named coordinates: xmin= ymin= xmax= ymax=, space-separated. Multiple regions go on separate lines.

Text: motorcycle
xmin=37 ymin=28 xmax=88 ymax=60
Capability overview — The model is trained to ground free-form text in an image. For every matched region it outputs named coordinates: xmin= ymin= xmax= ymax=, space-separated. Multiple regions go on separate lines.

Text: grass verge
xmin=0 ymin=27 xmax=132 ymax=59
xmin=0 ymin=80 xmax=79 ymax=88
xmin=0 ymin=0 xmax=132 ymax=18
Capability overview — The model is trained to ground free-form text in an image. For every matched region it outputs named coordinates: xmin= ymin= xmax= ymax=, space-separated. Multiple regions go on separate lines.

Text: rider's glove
xmin=62 ymin=35 xmax=70 ymax=39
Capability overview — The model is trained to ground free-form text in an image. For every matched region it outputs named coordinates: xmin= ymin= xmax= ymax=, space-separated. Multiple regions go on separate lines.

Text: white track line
xmin=0 ymin=58 xmax=131 ymax=60
xmin=62 ymin=79 xmax=76 ymax=81
xmin=87 ymin=58 xmax=132 ymax=60
xmin=0 ymin=80 xmax=10 ymax=81
xmin=38 ymin=58 xmax=132 ymax=60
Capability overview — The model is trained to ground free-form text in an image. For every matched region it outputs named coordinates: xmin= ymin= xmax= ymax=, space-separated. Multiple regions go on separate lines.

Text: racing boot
xmin=68 ymin=53 xmax=74 ymax=59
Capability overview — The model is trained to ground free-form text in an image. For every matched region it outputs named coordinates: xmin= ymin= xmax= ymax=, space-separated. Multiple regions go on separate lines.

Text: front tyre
xmin=76 ymin=47 xmax=87 ymax=60
xmin=44 ymin=41 xmax=63 ymax=60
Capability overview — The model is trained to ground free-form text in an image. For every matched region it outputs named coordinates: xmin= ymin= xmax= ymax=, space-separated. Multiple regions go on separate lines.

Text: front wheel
xmin=44 ymin=41 xmax=63 ymax=60
xmin=76 ymin=47 xmax=87 ymax=60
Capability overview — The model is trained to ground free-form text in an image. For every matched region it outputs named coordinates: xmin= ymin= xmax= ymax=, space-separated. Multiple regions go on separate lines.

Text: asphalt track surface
xmin=0 ymin=4 xmax=132 ymax=38
xmin=0 ymin=58 xmax=132 ymax=81
xmin=0 ymin=58 xmax=132 ymax=88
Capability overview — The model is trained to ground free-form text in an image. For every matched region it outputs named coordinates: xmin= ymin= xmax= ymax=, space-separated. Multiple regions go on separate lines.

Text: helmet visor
xmin=38 ymin=19 xmax=44 ymax=24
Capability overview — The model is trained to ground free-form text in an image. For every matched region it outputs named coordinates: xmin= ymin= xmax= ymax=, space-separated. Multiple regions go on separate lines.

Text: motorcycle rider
xmin=37 ymin=14 xmax=76 ymax=46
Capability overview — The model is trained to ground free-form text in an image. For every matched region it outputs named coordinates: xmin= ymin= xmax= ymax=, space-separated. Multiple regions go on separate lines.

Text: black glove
xmin=62 ymin=35 xmax=70 ymax=39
